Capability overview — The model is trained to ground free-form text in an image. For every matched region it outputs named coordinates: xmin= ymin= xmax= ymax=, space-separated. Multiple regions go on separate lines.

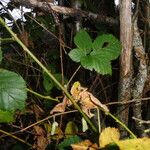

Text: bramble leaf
xmin=69 ymin=48 xmax=86 ymax=62
xmin=81 ymin=55 xmax=112 ymax=75
xmin=0 ymin=69 xmax=27 ymax=112
xmin=0 ymin=109 xmax=14 ymax=123
xmin=69 ymin=30 xmax=121 ymax=75
xmin=92 ymin=34 xmax=121 ymax=60
xmin=74 ymin=30 xmax=92 ymax=53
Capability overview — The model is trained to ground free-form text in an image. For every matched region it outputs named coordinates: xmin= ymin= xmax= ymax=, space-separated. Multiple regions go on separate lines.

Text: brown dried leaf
xmin=88 ymin=92 xmax=109 ymax=112
xmin=69 ymin=81 xmax=109 ymax=118
xmin=71 ymin=140 xmax=98 ymax=150
xmin=33 ymin=126 xmax=49 ymax=150
xmin=99 ymin=127 xmax=120 ymax=148
xmin=19 ymin=31 xmax=34 ymax=48
xmin=50 ymin=96 xmax=67 ymax=114
xmin=19 ymin=31 xmax=29 ymax=47
xmin=79 ymin=90 xmax=109 ymax=118
xmin=30 ymin=104 xmax=44 ymax=120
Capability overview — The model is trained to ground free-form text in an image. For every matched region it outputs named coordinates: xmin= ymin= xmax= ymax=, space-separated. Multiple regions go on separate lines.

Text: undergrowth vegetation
xmin=0 ymin=0 xmax=150 ymax=149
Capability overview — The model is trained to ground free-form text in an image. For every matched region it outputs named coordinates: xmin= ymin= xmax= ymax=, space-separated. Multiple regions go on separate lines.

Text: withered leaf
xmin=99 ymin=127 xmax=120 ymax=148
xmin=50 ymin=96 xmax=67 ymax=114
xmin=71 ymin=139 xmax=98 ymax=150
xmin=33 ymin=126 xmax=49 ymax=150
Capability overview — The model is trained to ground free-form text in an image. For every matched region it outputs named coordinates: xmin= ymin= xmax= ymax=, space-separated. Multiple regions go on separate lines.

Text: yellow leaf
xmin=70 ymin=81 xmax=82 ymax=101
xmin=116 ymin=138 xmax=150 ymax=150
xmin=99 ymin=127 xmax=120 ymax=148
xmin=65 ymin=121 xmax=78 ymax=137
xmin=71 ymin=140 xmax=98 ymax=150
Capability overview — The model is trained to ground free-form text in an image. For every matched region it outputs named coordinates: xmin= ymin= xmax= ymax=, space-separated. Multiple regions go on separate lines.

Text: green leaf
xmin=43 ymin=72 xmax=54 ymax=92
xmin=0 ymin=109 xmax=14 ymax=123
xmin=92 ymin=34 xmax=121 ymax=60
xmin=53 ymin=73 xmax=68 ymax=90
xmin=70 ymin=33 xmax=121 ymax=75
xmin=74 ymin=30 xmax=92 ymax=53
xmin=81 ymin=55 xmax=112 ymax=75
xmin=65 ymin=121 xmax=78 ymax=137
xmin=57 ymin=135 xmax=81 ymax=150
xmin=0 ymin=49 xmax=2 ymax=64
xmin=43 ymin=72 xmax=68 ymax=92
xmin=0 ymin=69 xmax=27 ymax=111
xmin=69 ymin=48 xmax=86 ymax=62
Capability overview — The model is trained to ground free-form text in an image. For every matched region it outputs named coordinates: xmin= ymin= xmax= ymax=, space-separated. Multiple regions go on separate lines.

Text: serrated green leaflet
xmin=74 ymin=30 xmax=92 ymax=53
xmin=81 ymin=55 xmax=112 ymax=75
xmin=92 ymin=34 xmax=121 ymax=60
xmin=69 ymin=48 xmax=86 ymax=62
xmin=43 ymin=72 xmax=54 ymax=92
xmin=0 ymin=69 xmax=27 ymax=112
xmin=0 ymin=109 xmax=14 ymax=123
xmin=69 ymin=31 xmax=121 ymax=75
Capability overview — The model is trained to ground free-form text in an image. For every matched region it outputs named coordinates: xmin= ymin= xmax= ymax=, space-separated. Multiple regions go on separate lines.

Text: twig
xmin=132 ymin=117 xmax=150 ymax=124
xmin=0 ymin=129 xmax=32 ymax=147
xmin=67 ymin=65 xmax=81 ymax=88
xmin=106 ymin=97 xmax=150 ymax=105
xmin=20 ymin=110 xmax=78 ymax=132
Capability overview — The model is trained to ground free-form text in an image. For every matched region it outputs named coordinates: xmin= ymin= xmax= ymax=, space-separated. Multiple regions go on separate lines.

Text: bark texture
xmin=118 ymin=0 xmax=133 ymax=137
xmin=132 ymin=19 xmax=148 ymax=137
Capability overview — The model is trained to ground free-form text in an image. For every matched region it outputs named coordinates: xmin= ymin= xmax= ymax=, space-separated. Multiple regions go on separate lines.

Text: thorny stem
xmin=0 ymin=17 xmax=98 ymax=133
xmin=107 ymin=112 xmax=137 ymax=138
xmin=0 ymin=129 xmax=32 ymax=147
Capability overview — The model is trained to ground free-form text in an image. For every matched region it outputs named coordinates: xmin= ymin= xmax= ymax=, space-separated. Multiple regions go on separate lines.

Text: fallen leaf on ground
xmin=33 ymin=126 xmax=49 ymax=150
xmin=99 ymin=127 xmax=120 ymax=148
xmin=71 ymin=139 xmax=98 ymax=150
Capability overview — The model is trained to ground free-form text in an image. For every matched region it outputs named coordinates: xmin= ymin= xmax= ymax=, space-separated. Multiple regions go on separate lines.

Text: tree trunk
xmin=118 ymin=0 xmax=133 ymax=138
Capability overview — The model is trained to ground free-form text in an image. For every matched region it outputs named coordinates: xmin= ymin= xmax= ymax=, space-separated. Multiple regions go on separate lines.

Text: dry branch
xmin=132 ymin=117 xmax=150 ymax=125
xmin=11 ymin=0 xmax=118 ymax=25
